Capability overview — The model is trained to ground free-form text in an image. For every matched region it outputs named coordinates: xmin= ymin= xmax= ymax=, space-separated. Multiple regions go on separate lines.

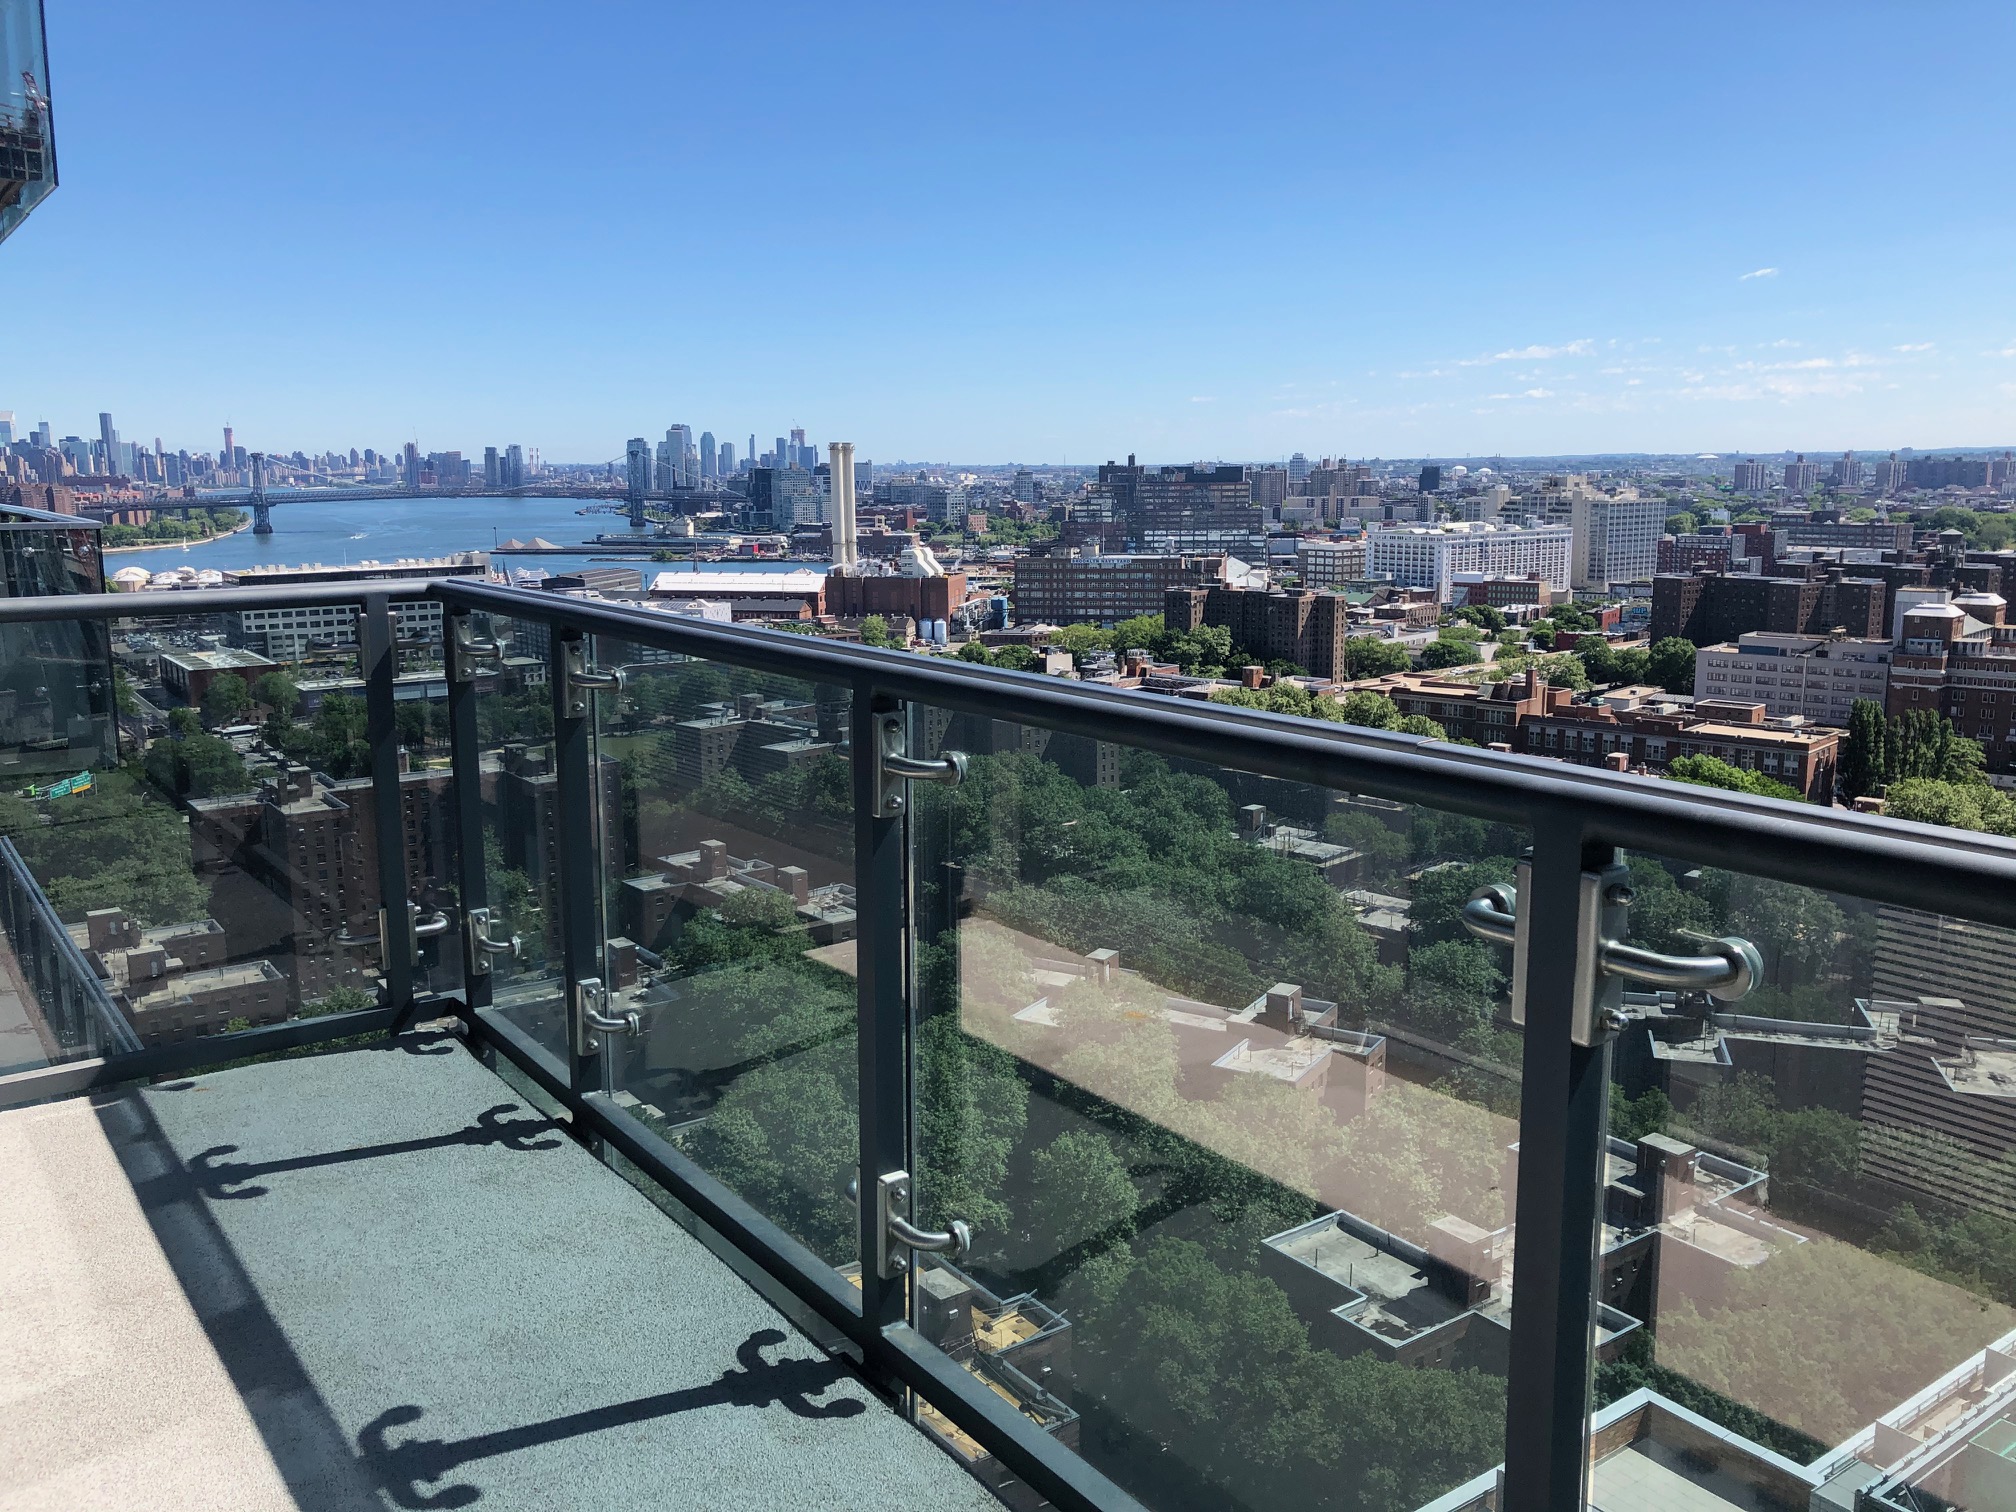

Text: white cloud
xmin=1739 ymin=267 xmax=1779 ymax=281
xmin=1522 ymin=388 xmax=1555 ymax=399
xmin=1457 ymin=339 xmax=1593 ymax=366
xmin=1894 ymin=342 xmax=1935 ymax=353
xmin=1188 ymin=396 xmax=1215 ymax=404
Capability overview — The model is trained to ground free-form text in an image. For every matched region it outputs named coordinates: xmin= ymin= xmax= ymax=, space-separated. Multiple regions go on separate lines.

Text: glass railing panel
xmin=905 ymin=706 xmax=1528 ymax=1512
xmin=1586 ymin=857 xmax=2016 ymax=1512
xmin=389 ymin=593 xmax=460 ymax=1000
xmin=464 ymin=610 xmax=565 ymax=1058
xmin=0 ymin=605 xmax=397 ymax=1074
xmin=0 ymin=0 xmax=57 ymax=245
xmin=589 ymin=632 xmax=859 ymax=1271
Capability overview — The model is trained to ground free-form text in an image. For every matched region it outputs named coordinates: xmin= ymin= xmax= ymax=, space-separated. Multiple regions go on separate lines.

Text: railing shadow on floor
xmin=356 ymin=1327 xmax=869 ymax=1510
xmin=185 ymin=1101 xmax=562 ymax=1199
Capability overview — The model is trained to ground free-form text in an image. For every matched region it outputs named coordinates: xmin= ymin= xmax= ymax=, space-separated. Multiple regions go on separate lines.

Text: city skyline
xmin=8 ymin=401 xmax=2016 ymax=477
xmin=9 ymin=2 xmax=2016 ymax=459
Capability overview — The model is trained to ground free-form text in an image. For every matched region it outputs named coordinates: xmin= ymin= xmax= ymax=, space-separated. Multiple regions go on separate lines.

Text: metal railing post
xmin=362 ymin=594 xmax=414 ymax=1017
xmin=444 ymin=606 xmax=490 ymax=1012
xmin=853 ymin=684 xmax=909 ymax=1335
xmin=551 ymin=625 xmax=604 ymax=1099
xmin=1501 ymin=813 xmax=1610 ymax=1512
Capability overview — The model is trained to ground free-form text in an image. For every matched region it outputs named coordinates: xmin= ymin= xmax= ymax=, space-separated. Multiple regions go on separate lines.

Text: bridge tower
xmin=250 ymin=452 xmax=272 ymax=535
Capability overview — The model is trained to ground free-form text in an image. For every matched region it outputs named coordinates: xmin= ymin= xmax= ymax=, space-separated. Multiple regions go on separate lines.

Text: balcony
xmin=3 ymin=575 xmax=2016 ymax=1512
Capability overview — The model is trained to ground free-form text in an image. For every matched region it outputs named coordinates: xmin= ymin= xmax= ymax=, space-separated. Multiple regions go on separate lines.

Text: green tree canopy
xmin=251 ymin=671 xmax=300 ymax=718
xmin=201 ymin=673 xmax=250 ymax=726
xmin=991 ymin=644 xmax=1039 ymax=672
xmin=1647 ymin=637 xmax=1698 ymax=693
xmin=1884 ymin=777 xmax=2016 ymax=836
xmin=1341 ymin=637 xmax=1414 ymax=679
xmin=1667 ymin=754 xmax=1806 ymax=803
xmin=1420 ymin=636 xmax=1481 ymax=669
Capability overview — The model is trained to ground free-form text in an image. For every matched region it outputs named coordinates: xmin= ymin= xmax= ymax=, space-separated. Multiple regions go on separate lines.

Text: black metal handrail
xmin=430 ymin=578 xmax=2016 ymax=925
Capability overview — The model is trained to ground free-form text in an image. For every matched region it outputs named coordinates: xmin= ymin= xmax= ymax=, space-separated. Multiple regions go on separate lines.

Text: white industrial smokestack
xmin=829 ymin=441 xmax=858 ymax=572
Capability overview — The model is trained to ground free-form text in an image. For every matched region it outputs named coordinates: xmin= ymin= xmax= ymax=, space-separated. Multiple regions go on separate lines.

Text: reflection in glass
xmin=1579 ymin=858 xmax=2016 ymax=1512
xmin=590 ymin=638 xmax=860 ymax=1268
xmin=909 ymin=712 xmax=1526 ymax=1512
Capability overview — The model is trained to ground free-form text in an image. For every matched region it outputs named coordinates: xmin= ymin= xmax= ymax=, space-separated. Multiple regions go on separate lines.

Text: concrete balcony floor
xmin=0 ymin=1034 xmax=1003 ymax=1512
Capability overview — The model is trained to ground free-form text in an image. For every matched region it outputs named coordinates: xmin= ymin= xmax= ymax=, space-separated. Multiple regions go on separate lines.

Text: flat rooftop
xmin=159 ymin=648 xmax=276 ymax=671
xmin=1937 ymin=1039 xmax=2016 ymax=1099
xmin=0 ymin=1037 xmax=1002 ymax=1512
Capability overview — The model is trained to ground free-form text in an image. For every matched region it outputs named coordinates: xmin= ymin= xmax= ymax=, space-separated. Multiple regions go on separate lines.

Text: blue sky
xmin=9 ymin=1 xmax=2016 ymax=463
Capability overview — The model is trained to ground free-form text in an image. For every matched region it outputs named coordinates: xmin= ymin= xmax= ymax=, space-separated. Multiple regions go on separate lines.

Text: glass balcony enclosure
xmin=3 ymin=574 xmax=2014 ymax=1512
xmin=0 ymin=0 xmax=55 ymax=245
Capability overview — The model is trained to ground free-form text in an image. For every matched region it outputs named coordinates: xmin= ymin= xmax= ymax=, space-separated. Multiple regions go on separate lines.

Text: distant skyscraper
xmin=719 ymin=441 xmax=736 ymax=475
xmin=0 ymin=412 xmax=13 ymax=446
xmin=626 ymin=438 xmax=651 ymax=501
xmin=1288 ymin=452 xmax=1310 ymax=489
xmin=1831 ymin=451 xmax=1862 ymax=489
xmin=667 ymin=425 xmax=695 ymax=488
xmin=483 ymin=446 xmax=500 ymax=488
xmin=1418 ymin=464 xmax=1442 ymax=494
xmin=504 ymin=444 xmax=525 ymax=488
xmin=747 ymin=434 xmax=756 ymax=469
xmin=700 ymin=431 xmax=717 ymax=480
xmin=402 ymin=441 xmax=421 ymax=488
xmin=98 ymin=413 xmax=118 ymax=477
xmin=1873 ymin=453 xmax=1908 ymax=495
xmin=1784 ymin=454 xmax=1820 ymax=495
xmin=1732 ymin=459 xmax=1773 ymax=493
xmin=223 ymin=425 xmax=234 ymax=472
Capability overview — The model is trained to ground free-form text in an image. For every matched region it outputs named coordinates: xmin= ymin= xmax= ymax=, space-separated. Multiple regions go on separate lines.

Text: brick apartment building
xmin=188 ymin=761 xmax=461 ymax=1006
xmin=1333 ymin=670 xmax=1838 ymax=798
xmin=1164 ymin=584 xmax=1352 ymax=678
xmin=1888 ymin=594 xmax=2016 ymax=769
xmin=67 ymin=908 xmax=289 ymax=1046
xmin=1518 ymin=691 xmax=1839 ymax=799
xmin=1652 ymin=566 xmax=1885 ymax=644
xmin=1342 ymin=671 xmax=1555 ymax=748
xmin=1011 ymin=552 xmax=1220 ymax=625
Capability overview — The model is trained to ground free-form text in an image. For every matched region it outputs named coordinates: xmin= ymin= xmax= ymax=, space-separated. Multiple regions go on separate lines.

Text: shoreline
xmin=103 ymin=519 xmax=256 ymax=556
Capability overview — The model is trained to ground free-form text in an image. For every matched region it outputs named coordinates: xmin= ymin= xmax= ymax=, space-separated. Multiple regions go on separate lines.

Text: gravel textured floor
xmin=2 ymin=1035 xmax=1002 ymax=1512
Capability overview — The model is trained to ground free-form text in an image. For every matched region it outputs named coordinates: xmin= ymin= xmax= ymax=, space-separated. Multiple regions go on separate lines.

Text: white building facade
xmin=1569 ymin=492 xmax=1665 ymax=591
xmin=1694 ymin=632 xmax=1892 ymax=726
xmin=1296 ymin=537 xmax=1369 ymax=589
xmin=1365 ymin=521 xmax=1572 ymax=603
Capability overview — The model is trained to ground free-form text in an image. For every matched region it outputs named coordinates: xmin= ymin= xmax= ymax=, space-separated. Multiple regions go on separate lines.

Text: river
xmin=100 ymin=494 xmax=807 ymax=582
